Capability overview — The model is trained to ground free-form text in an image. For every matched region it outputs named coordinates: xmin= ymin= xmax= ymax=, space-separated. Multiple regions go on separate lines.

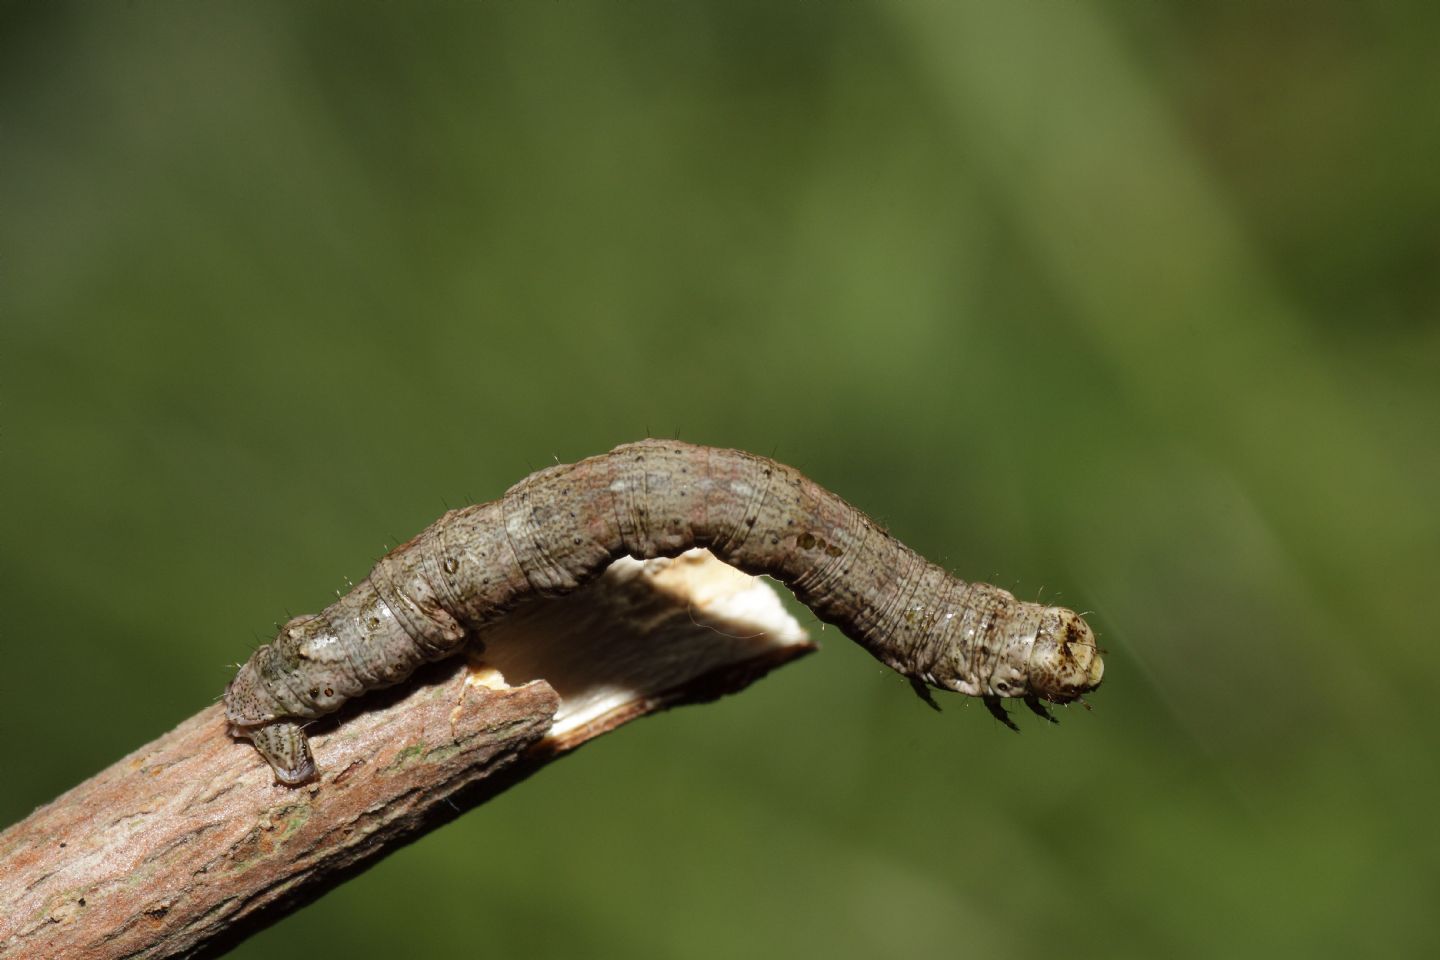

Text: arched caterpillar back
xmin=225 ymin=440 xmax=1104 ymax=784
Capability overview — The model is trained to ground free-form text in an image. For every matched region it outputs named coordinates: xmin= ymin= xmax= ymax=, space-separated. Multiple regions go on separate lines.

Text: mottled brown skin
xmin=226 ymin=440 xmax=1104 ymax=784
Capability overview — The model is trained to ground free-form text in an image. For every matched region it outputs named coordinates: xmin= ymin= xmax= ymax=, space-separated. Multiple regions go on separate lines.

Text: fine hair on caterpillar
xmin=225 ymin=440 xmax=1104 ymax=785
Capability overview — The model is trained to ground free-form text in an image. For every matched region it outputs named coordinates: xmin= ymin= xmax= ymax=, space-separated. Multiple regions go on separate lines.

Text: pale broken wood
xmin=0 ymin=550 xmax=814 ymax=960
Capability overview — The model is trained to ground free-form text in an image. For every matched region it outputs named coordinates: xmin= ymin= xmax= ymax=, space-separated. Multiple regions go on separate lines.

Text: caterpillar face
xmin=1025 ymin=607 xmax=1104 ymax=703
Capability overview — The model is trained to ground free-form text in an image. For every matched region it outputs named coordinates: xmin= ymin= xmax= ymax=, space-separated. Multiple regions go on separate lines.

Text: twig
xmin=0 ymin=552 xmax=814 ymax=960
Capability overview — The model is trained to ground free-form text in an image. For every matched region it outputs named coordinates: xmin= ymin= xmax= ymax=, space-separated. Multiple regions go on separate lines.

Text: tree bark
xmin=0 ymin=551 xmax=813 ymax=960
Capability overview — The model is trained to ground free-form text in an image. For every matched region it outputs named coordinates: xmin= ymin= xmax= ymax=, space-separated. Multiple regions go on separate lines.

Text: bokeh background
xmin=3 ymin=2 xmax=1438 ymax=957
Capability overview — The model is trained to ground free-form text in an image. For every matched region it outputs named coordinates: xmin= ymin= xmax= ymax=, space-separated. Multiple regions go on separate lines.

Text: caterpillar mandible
xmin=225 ymin=440 xmax=1104 ymax=784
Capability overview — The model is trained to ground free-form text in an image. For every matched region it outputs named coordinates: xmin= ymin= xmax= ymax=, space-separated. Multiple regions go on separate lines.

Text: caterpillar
xmin=226 ymin=440 xmax=1103 ymax=784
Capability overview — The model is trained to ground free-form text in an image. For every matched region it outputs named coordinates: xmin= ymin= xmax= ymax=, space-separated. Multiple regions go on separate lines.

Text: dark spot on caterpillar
xmin=443 ymin=557 xmax=459 ymax=575
xmin=745 ymin=517 xmax=756 ymax=527
xmin=368 ymin=617 xmax=380 ymax=629
xmin=324 ymin=687 xmax=333 ymax=697
xmin=825 ymin=544 xmax=843 ymax=557
xmin=797 ymin=532 xmax=816 ymax=550
xmin=309 ymin=688 xmax=320 ymax=698
xmin=78 ymin=898 xmax=85 ymax=907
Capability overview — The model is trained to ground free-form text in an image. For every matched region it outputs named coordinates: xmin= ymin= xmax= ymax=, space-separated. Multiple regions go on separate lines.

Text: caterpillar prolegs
xmin=225 ymin=440 xmax=1104 ymax=784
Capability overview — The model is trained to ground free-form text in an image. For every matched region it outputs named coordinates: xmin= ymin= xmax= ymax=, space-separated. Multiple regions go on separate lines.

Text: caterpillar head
xmin=1025 ymin=606 xmax=1104 ymax=703
xmin=241 ymin=720 xmax=318 ymax=786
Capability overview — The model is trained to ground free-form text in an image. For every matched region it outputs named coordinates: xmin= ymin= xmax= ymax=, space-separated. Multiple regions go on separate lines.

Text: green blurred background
xmin=3 ymin=1 xmax=1437 ymax=957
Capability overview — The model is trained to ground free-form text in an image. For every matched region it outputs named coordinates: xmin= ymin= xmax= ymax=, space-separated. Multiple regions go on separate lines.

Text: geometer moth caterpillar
xmin=225 ymin=440 xmax=1103 ymax=785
